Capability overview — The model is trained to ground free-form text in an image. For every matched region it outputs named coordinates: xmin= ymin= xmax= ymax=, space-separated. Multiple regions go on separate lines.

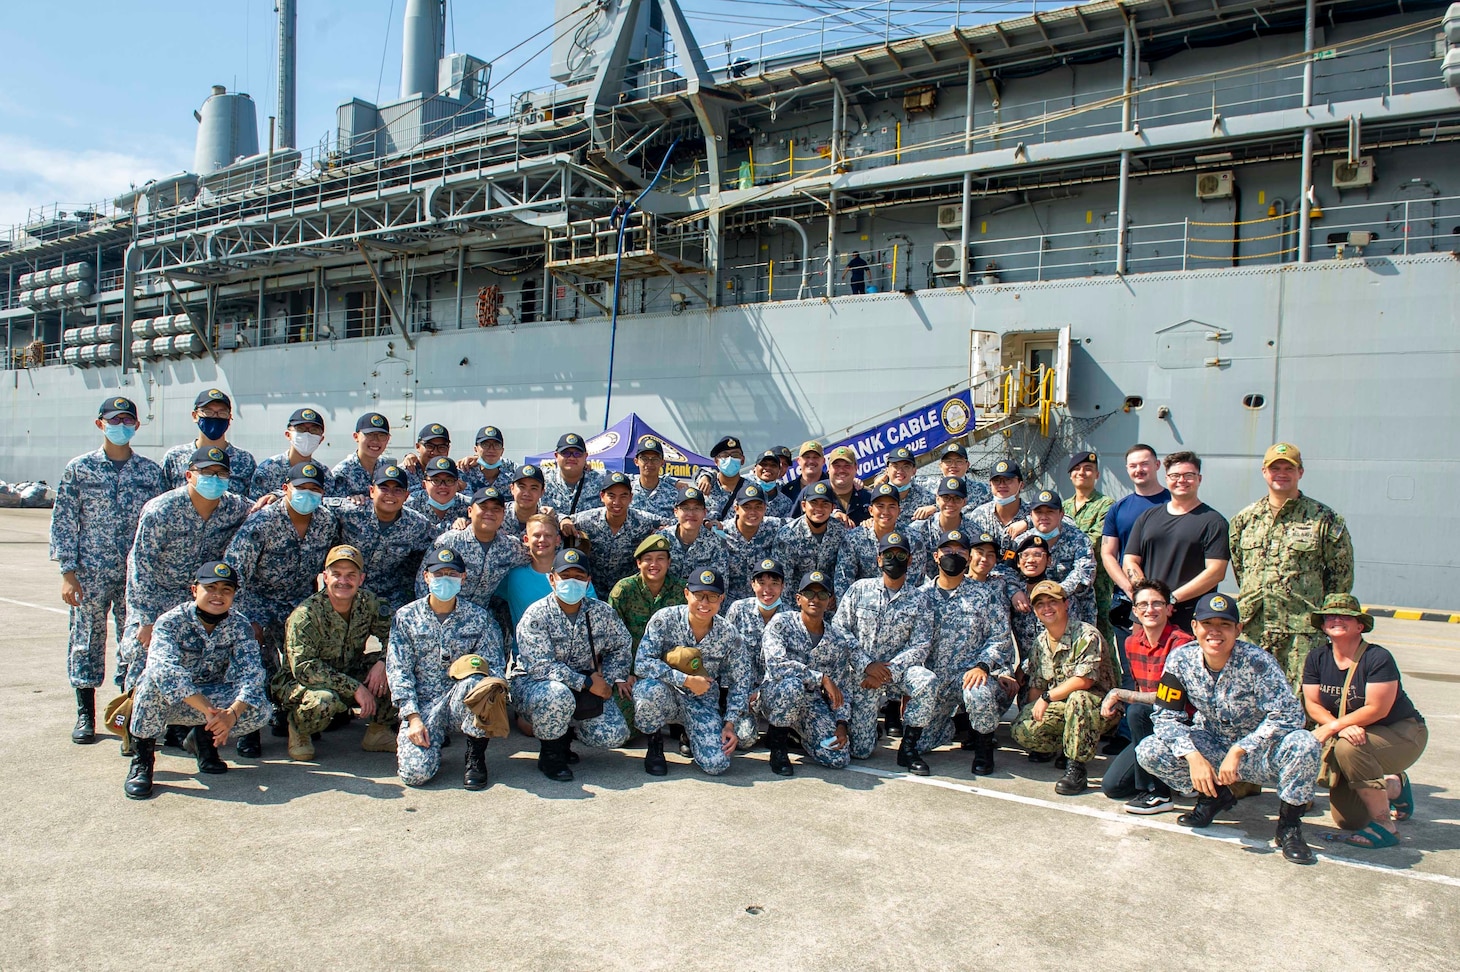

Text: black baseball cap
xmin=773 ymin=446 xmax=793 ymax=461
xmin=887 ymin=447 xmax=916 ymax=464
xmin=356 ymin=412 xmax=390 ymax=434
xmin=755 ymin=449 xmax=781 ymax=467
xmin=1192 ymin=591 xmax=1240 ymax=623
xmin=1031 ymin=488 xmax=1062 ymax=510
xmin=970 ymin=531 xmax=999 ymax=550
xmin=601 ymin=471 xmax=633 ymax=493
xmin=937 ymin=529 xmax=971 ymax=550
xmin=878 ymin=531 xmax=911 ymax=554
xmin=470 ymin=486 xmax=507 ymax=506
xmin=734 ymin=483 xmax=767 ymax=505
xmin=194 ymin=561 xmax=239 ymax=587
xmin=870 ymin=483 xmax=899 ymax=502
xmin=752 ymin=557 xmax=785 ymax=580
xmin=556 ymin=432 xmax=586 ymax=452
xmin=425 ymin=456 xmax=459 ymax=479
xmin=289 ymin=461 xmax=327 ymax=488
xmin=475 ymin=425 xmax=504 ymax=445
xmin=423 ymin=547 xmax=464 ymax=573
xmin=803 ymin=482 xmax=833 ymax=502
xmin=675 ymin=486 xmax=707 ymax=507
xmin=990 ymin=459 xmax=1022 ymax=480
xmin=635 ymin=436 xmax=664 ymax=457
xmin=799 ymin=571 xmax=832 ymax=593
xmin=194 ymin=388 xmax=231 ymax=410
xmin=687 ymin=568 xmax=726 ymax=594
xmin=99 ymin=396 xmax=138 ymax=420
xmin=553 ymin=548 xmax=589 ymax=574
xmin=512 ymin=464 xmax=545 ymax=485
xmin=288 ymin=407 xmax=323 ymax=428
xmin=937 ymin=476 xmax=967 ymax=498
xmin=940 ymin=443 xmax=969 ymax=460
xmin=416 ymin=422 xmax=449 ymax=444
xmin=189 ymin=446 xmax=231 ymax=471
xmin=372 ymin=463 xmax=409 ymax=488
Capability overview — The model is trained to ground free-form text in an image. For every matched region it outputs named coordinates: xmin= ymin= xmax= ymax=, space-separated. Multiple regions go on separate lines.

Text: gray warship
xmin=2 ymin=0 xmax=1458 ymax=607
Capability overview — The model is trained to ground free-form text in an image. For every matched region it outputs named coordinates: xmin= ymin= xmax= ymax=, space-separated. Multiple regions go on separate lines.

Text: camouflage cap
xmin=1263 ymin=442 xmax=1303 ymax=469
xmin=1309 ymin=593 xmax=1373 ymax=633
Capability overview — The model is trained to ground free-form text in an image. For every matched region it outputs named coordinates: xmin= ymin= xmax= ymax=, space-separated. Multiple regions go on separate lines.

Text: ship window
xmin=1123 ymin=396 xmax=1143 ymax=411
xmin=1242 ymin=394 xmax=1265 ymax=409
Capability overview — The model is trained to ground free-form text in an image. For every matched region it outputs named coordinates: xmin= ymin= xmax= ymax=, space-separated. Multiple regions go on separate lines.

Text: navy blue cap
xmin=470 ymin=485 xmax=507 ymax=506
xmin=878 ymin=531 xmax=911 ymax=554
xmin=372 ymin=463 xmax=409 ymax=487
xmin=601 ymin=471 xmax=633 ymax=492
xmin=937 ymin=528 xmax=972 ymax=549
xmin=289 ymin=461 xmax=327 ymax=488
xmin=99 ymin=396 xmax=138 ymax=419
xmin=425 ymin=456 xmax=459 ymax=479
xmin=1031 ymin=488 xmax=1062 ymax=510
xmin=1017 ymin=534 xmax=1049 ymax=554
xmin=887 ymin=447 xmax=916 ymax=464
xmin=194 ymin=388 xmax=231 ymax=410
xmin=556 ymin=432 xmax=586 ymax=452
xmin=512 ymin=464 xmax=545 ymax=484
xmin=755 ymin=449 xmax=781 ymax=466
xmin=552 ymin=548 xmax=590 ymax=574
xmin=288 ymin=407 xmax=323 ymax=428
xmin=1068 ymin=450 xmax=1099 ymax=472
xmin=687 ymin=568 xmax=727 ymax=594
xmin=970 ymin=531 xmax=999 ymax=549
xmin=1192 ymin=591 xmax=1240 ymax=623
xmin=710 ymin=436 xmax=742 ymax=457
xmin=734 ymin=482 xmax=767 ymax=505
xmin=773 ymin=445 xmax=793 ymax=461
xmin=189 ymin=446 xmax=231 ymax=471
xmin=802 ymin=482 xmax=833 ymax=502
xmin=475 ymin=425 xmax=503 ymax=445
xmin=799 ymin=570 xmax=832 ymax=593
xmin=416 ymin=422 xmax=449 ymax=444
xmin=194 ymin=560 xmax=239 ymax=586
xmin=937 ymin=476 xmax=967 ymax=498
xmin=752 ymin=557 xmax=785 ymax=580
xmin=870 ymin=483 xmax=900 ymax=502
xmin=356 ymin=412 xmax=390 ymax=434
xmin=675 ymin=486 xmax=707 ymax=507
xmin=635 ymin=436 xmax=664 ymax=457
xmin=990 ymin=459 xmax=1023 ymax=480
xmin=940 ymin=443 xmax=969 ymax=460
xmin=423 ymin=547 xmax=464 ymax=573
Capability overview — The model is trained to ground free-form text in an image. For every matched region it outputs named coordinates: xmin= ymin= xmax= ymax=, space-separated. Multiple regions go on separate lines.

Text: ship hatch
xmin=999 ymin=326 xmax=1071 ymax=406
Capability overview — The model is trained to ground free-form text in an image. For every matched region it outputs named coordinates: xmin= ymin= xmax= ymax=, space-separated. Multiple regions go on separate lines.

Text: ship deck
xmin=2 ymin=508 xmax=1456 ymax=968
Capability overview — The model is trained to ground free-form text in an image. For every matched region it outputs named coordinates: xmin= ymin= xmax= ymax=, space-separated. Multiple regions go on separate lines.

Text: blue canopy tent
xmin=526 ymin=414 xmax=714 ymax=480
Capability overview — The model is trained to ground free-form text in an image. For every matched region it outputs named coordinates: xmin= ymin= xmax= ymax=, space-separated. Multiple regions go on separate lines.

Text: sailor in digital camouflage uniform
xmin=503 ymin=464 xmax=552 ymax=536
xmin=725 ymin=557 xmax=787 ymax=731
xmin=749 ymin=449 xmax=795 ymax=519
xmin=1010 ymin=580 xmax=1118 ymax=795
xmin=565 ymin=471 xmax=670 ymax=593
xmin=160 ymin=388 xmax=257 ymax=496
xmin=423 ymin=486 xmax=530 ymax=610
xmin=271 ymin=544 xmax=397 ymax=759
xmin=654 ymin=486 xmax=730 ymax=582
xmin=393 ymin=422 xmax=450 ymax=492
xmin=388 ymin=546 xmax=505 ymax=789
xmin=918 ymin=529 xmax=1016 ymax=775
xmin=513 ymin=548 xmax=633 ymax=780
xmin=634 ymin=568 xmax=753 ymax=776
xmin=119 ymin=446 xmax=252 ymax=691
xmin=542 ymin=432 xmax=605 ymax=514
xmin=1063 ymin=451 xmax=1116 ymax=646
xmin=916 ymin=443 xmax=993 ymax=511
xmin=329 ymin=412 xmax=396 ymax=498
xmin=1017 ymin=488 xmax=1096 ymax=626
xmin=906 ymin=476 xmax=975 ymax=583
xmin=50 ymin=396 xmax=166 ymax=742
xmin=835 ymin=483 xmax=923 ymax=597
xmin=698 ymin=436 xmax=749 ymax=520
xmin=834 ymin=531 xmax=938 ymax=772
xmin=455 ymin=425 xmax=518 ymax=493
xmin=1135 ymin=591 xmax=1321 ymax=864
xmin=629 ymin=436 xmax=684 ymax=518
xmin=405 ymin=456 xmax=472 ymax=538
xmin=248 ymin=407 xmax=327 ymax=499
xmin=964 ymin=458 xmax=1033 ymax=580
xmin=760 ymin=572 xmax=856 ymax=774
xmin=1008 ymin=534 xmax=1055 ymax=659
xmin=333 ymin=462 xmax=436 ymax=611
xmin=123 ymin=562 xmax=271 ymax=800
xmin=882 ymin=447 xmax=938 ymax=528
xmin=719 ymin=483 xmax=783 ymax=602
xmin=1228 ymin=442 xmax=1355 ymax=688
xmin=772 ymin=481 xmax=849 ymax=593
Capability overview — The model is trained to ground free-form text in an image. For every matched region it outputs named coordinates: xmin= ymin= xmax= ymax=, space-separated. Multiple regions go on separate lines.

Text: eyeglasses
xmin=1167 ymin=472 xmax=1200 ymax=481
xmin=104 ymin=415 xmax=139 ymax=427
xmin=881 ymin=551 xmax=910 ymax=564
xmin=1133 ymin=601 xmax=1167 ymax=612
xmin=800 ymin=590 xmax=832 ymax=602
xmin=559 ymin=449 xmax=586 ymax=459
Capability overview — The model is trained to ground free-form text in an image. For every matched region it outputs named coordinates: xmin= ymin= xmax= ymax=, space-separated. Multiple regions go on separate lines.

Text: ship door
xmin=1000 ymin=325 xmax=1071 ymax=407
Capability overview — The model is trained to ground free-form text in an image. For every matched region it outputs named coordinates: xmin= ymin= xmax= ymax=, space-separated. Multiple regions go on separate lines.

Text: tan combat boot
xmin=361 ymin=720 xmax=397 ymax=753
xmin=287 ymin=722 xmax=315 ymax=761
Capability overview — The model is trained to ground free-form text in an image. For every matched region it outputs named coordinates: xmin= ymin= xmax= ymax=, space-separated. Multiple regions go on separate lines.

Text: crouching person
xmin=760 ymin=571 xmax=856 ymax=776
xmin=387 ymin=546 xmax=505 ymax=790
xmin=513 ymin=548 xmax=633 ymax=782
xmin=1136 ymin=592 xmax=1321 ymax=865
xmin=123 ymin=562 xmax=271 ymax=799
xmin=634 ymin=568 xmax=752 ymax=777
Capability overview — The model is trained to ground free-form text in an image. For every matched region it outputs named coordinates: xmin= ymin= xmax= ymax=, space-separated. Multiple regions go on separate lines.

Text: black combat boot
xmin=269 ymin=709 xmax=289 ymax=737
xmin=188 ymin=726 xmax=229 ymax=774
xmin=882 ymin=700 xmax=904 ymax=738
xmin=538 ymin=735 xmax=573 ymax=782
xmin=124 ymin=738 xmax=157 ymax=800
xmin=1027 ymin=750 xmax=1054 ymax=763
xmin=1276 ymin=800 xmax=1317 ymax=865
xmin=1054 ymin=759 xmax=1088 ymax=795
xmin=1054 ymin=754 xmax=1069 ymax=770
xmin=953 ymin=711 xmax=975 ymax=749
xmin=767 ymin=726 xmax=794 ymax=777
xmin=72 ymin=688 xmax=96 ymax=744
xmin=566 ymin=727 xmax=581 ymax=764
xmin=971 ymin=731 xmax=997 ymax=776
xmin=897 ymin=727 xmax=931 ymax=776
xmin=644 ymin=731 xmax=668 ymax=777
xmin=235 ymin=729 xmax=262 ymax=758
xmin=162 ymin=724 xmax=190 ymax=749
xmin=464 ymin=737 xmax=490 ymax=790
xmin=1178 ymin=785 xmax=1237 ymax=827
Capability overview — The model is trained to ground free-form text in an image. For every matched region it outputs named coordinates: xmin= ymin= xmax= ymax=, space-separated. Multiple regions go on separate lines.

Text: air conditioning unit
xmin=932 ymin=243 xmax=965 ymax=275
xmin=1195 ymin=170 xmax=1235 ymax=200
xmin=1332 ymin=156 xmax=1376 ymax=189
xmin=936 ymin=204 xmax=963 ymax=230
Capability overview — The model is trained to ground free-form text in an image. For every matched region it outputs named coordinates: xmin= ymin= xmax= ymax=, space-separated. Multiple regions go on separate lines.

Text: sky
xmin=0 ymin=1 xmax=1030 ymax=230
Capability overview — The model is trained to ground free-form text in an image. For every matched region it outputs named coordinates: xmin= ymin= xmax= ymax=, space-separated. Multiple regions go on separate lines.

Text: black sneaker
xmin=1125 ymin=791 xmax=1174 ymax=815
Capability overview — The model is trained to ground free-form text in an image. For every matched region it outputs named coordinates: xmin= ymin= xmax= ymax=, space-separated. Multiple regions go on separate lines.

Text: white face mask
xmin=290 ymin=431 xmax=323 ymax=457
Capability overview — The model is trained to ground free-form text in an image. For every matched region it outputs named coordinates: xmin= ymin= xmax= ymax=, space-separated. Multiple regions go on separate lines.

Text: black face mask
xmin=938 ymin=552 xmax=969 ymax=577
xmin=880 ymin=558 xmax=909 ymax=580
xmin=196 ymin=606 xmax=230 ymax=625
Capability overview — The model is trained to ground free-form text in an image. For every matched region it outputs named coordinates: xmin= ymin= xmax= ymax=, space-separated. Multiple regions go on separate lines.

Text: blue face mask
xmin=893 ymin=480 xmax=912 ymax=494
xmin=480 ymin=459 xmax=502 ymax=470
xmin=427 ymin=575 xmax=462 ymax=601
xmin=288 ymin=489 xmax=323 ymax=515
xmin=554 ymin=577 xmax=589 ymax=604
xmin=193 ymin=474 xmax=228 ymax=500
xmin=994 ymin=493 xmax=1020 ymax=507
xmin=197 ymin=416 xmax=230 ymax=440
xmin=426 ymin=494 xmax=455 ymax=511
xmin=758 ymin=595 xmax=782 ymax=610
xmin=717 ymin=457 xmax=743 ymax=477
xmin=103 ymin=423 xmax=136 ymax=445
xmin=1035 ymin=527 xmax=1061 ymax=541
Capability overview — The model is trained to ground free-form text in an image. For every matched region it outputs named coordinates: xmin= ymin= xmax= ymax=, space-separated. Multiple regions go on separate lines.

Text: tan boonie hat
xmin=325 ymin=544 xmax=364 ymax=569
xmin=103 ymin=691 xmax=134 ymax=744
xmin=828 ymin=445 xmax=857 ymax=464
xmin=1310 ymin=593 xmax=1373 ymax=633
xmin=666 ymin=645 xmax=704 ymax=676
xmin=1263 ymin=442 xmax=1303 ymax=468
xmin=1029 ymin=580 xmax=1068 ymax=603
xmin=462 ymin=675 xmax=511 ymax=738
xmin=448 ymin=654 xmax=490 ymax=680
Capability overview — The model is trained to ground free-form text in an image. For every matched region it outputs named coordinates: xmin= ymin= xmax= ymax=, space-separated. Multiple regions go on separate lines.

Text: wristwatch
xmin=1040 ymin=689 xmax=1052 ymax=703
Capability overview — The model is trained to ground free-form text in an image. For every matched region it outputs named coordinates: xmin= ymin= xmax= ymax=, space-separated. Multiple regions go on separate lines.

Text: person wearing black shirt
xmin=1301 ymin=595 xmax=1426 ymax=849
xmin=842 ymin=252 xmax=869 ymax=294
xmin=1122 ymin=451 xmax=1229 ymax=630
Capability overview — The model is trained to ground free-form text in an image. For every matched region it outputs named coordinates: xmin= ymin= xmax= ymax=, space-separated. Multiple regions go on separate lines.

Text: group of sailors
xmin=49 ymin=390 xmax=1428 ymax=866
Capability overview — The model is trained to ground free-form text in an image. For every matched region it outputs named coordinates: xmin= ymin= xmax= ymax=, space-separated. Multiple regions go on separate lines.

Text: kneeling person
xmin=272 ymin=545 xmax=397 ymax=761
xmin=760 ymin=572 xmax=856 ymax=775
xmin=123 ymin=562 xmax=271 ymax=799
xmin=388 ymin=547 xmax=507 ymax=790
xmin=634 ymin=569 xmax=752 ymax=776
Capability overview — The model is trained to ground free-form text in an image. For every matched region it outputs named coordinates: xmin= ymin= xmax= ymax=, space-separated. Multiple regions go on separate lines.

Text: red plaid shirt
xmin=1125 ymin=623 xmax=1194 ymax=694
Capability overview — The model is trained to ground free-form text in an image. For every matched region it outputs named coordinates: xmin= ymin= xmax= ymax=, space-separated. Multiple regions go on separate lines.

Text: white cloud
xmin=0 ymin=135 xmax=190 ymax=235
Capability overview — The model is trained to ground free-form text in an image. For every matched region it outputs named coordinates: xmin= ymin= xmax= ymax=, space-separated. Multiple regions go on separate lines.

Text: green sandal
xmin=1391 ymin=772 xmax=1415 ymax=822
xmin=1340 ymin=822 xmax=1401 ymax=849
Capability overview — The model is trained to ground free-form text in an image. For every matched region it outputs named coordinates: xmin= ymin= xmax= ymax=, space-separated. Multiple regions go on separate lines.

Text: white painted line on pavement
xmin=847 ymin=764 xmax=1460 ymax=889
xmin=0 ymin=596 xmax=68 ymax=615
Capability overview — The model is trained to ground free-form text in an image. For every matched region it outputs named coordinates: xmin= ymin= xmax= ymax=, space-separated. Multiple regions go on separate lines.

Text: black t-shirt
xmin=1302 ymin=642 xmax=1422 ymax=726
xmin=1126 ymin=502 xmax=1230 ymax=624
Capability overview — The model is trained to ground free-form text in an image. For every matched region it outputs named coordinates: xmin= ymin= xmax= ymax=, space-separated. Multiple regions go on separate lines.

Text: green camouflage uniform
xmin=606 ymin=573 xmax=687 ymax=731
xmin=271 ymin=587 xmax=397 ymax=735
xmin=1229 ymin=492 xmax=1354 ymax=689
xmin=1011 ymin=620 xmax=1118 ymax=762
xmin=1064 ymin=491 xmax=1115 ymax=646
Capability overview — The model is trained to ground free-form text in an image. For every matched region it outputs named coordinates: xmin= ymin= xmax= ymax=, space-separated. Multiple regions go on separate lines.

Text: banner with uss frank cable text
xmin=825 ymin=390 xmax=976 ymax=477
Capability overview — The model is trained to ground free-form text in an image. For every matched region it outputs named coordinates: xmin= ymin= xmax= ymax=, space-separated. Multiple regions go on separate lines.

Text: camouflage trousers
xmin=234 ymin=599 xmax=293 ymax=679
xmin=510 ymin=677 xmax=630 ymax=749
xmin=130 ymin=679 xmax=272 ymax=742
xmin=67 ymin=571 xmax=125 ymax=688
xmin=760 ymin=675 xmax=849 ymax=769
xmin=632 ymin=678 xmax=754 ymax=776
xmin=271 ymin=667 xmax=398 ymax=737
xmin=396 ymin=677 xmax=487 ymax=786
xmin=919 ymin=676 xmax=1011 ymax=753
xmin=1259 ymin=630 xmax=1326 ymax=692
xmin=1136 ymin=726 xmax=1321 ymax=806
xmin=848 ymin=664 xmax=938 ymax=759
xmin=1010 ymin=691 xmax=1116 ymax=763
